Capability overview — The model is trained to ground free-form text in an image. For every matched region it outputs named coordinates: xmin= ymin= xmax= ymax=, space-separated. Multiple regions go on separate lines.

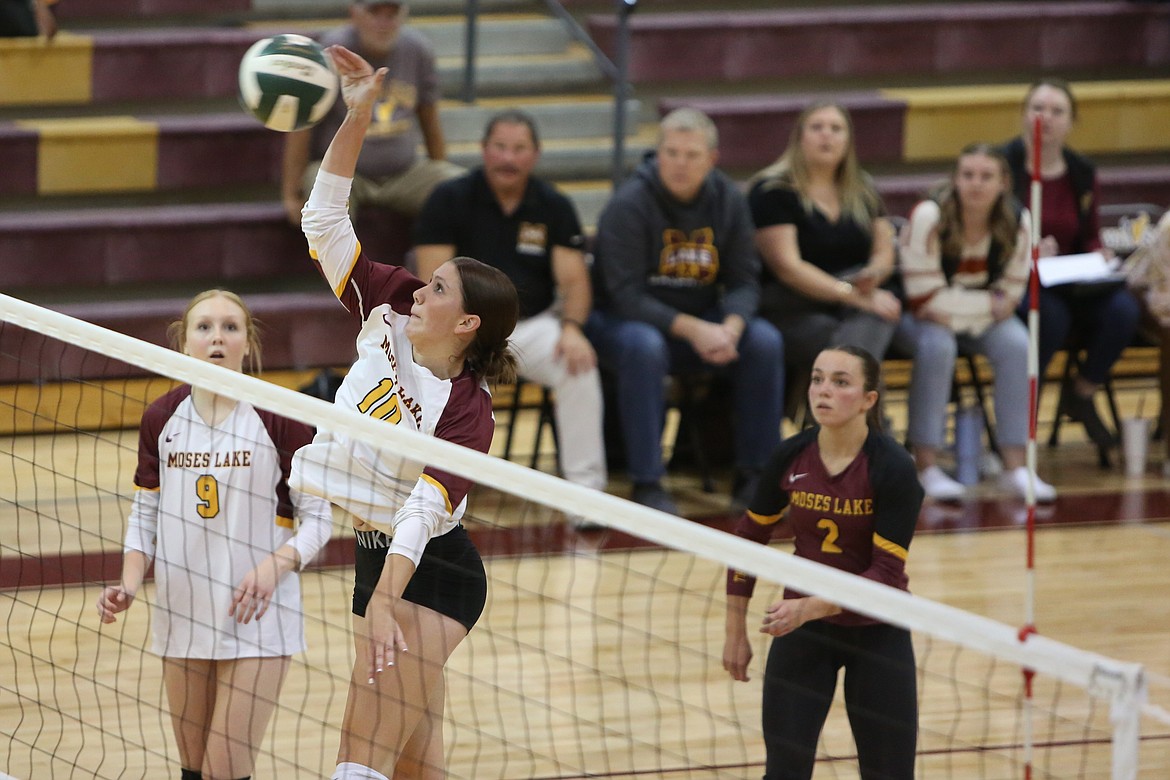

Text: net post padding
xmin=0 ymin=292 xmax=1148 ymax=777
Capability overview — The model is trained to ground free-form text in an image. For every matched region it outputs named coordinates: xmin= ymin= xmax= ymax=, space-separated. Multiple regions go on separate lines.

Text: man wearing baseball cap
xmin=282 ymin=1 xmax=462 ymax=226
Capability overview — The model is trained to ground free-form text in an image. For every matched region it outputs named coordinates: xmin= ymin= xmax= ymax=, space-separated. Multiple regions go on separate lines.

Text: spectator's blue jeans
xmin=586 ymin=310 xmax=784 ymax=484
xmin=903 ymin=316 xmax=1031 ymax=450
xmin=1019 ymin=284 xmax=1141 ymax=385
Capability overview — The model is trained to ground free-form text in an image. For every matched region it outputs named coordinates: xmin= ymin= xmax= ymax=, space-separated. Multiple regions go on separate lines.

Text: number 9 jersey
xmin=126 ymin=385 xmax=332 ymax=659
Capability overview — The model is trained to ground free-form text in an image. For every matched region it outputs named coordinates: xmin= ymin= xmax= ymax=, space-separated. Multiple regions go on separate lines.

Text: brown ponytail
xmin=451 ymin=256 xmax=520 ymax=385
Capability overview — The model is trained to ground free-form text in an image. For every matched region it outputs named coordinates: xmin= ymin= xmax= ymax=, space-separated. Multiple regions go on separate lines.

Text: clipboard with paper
xmin=1036 ymin=251 xmax=1126 ymax=290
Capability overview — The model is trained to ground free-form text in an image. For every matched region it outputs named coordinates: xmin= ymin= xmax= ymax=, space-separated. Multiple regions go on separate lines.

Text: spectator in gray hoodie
xmin=587 ymin=108 xmax=785 ymax=515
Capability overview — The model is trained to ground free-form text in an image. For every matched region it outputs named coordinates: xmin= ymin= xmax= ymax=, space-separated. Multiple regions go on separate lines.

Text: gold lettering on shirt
xmin=167 ymin=451 xmax=252 ymax=469
xmin=790 ymin=490 xmax=872 ymax=517
xmin=517 ymin=222 xmax=548 ymax=256
xmin=655 ymin=227 xmax=719 ymax=284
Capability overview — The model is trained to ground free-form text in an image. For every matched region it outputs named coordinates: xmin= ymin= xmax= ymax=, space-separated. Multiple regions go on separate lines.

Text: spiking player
xmin=723 ymin=344 xmax=923 ymax=780
xmin=96 ymin=289 xmax=334 ymax=780
xmin=289 ymin=44 xmax=520 ymax=780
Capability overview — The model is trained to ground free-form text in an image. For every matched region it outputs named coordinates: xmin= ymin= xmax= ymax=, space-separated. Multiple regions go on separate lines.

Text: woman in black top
xmin=749 ymin=103 xmax=902 ymax=375
xmin=724 ymin=344 xmax=922 ymax=780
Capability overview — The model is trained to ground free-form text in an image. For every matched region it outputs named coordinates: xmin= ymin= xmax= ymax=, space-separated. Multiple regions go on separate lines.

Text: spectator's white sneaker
xmin=999 ymin=466 xmax=1057 ymax=503
xmin=919 ymin=465 xmax=965 ymax=502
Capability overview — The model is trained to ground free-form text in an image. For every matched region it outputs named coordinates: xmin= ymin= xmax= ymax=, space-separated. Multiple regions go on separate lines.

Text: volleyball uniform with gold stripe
xmin=727 ymin=426 xmax=921 ymax=624
xmin=292 ymin=169 xmax=495 ymax=569
xmin=727 ymin=426 xmax=922 ymax=780
xmin=126 ymin=386 xmax=332 ymax=659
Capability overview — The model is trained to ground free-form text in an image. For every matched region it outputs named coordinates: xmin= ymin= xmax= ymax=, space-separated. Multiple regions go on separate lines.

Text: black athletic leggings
xmin=761 ymin=620 xmax=917 ymax=780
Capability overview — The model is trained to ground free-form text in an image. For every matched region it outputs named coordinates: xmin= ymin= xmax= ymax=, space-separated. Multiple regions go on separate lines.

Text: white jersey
xmin=125 ymin=387 xmax=332 ymax=659
xmin=292 ymin=170 xmax=495 ymax=567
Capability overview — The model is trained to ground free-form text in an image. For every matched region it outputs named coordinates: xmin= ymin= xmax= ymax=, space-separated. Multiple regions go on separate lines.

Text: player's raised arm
xmin=319 ymin=45 xmax=387 ymax=180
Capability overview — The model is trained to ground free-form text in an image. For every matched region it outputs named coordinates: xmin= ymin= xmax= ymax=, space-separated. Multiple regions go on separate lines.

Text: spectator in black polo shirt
xmin=415 ymin=109 xmax=608 ymax=508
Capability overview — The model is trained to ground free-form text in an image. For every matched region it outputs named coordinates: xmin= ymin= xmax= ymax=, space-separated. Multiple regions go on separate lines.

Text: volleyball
xmin=238 ymin=34 xmax=339 ymax=133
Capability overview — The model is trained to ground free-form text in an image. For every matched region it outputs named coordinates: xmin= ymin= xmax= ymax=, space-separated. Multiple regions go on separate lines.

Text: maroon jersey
xmin=728 ymin=427 xmax=923 ymax=626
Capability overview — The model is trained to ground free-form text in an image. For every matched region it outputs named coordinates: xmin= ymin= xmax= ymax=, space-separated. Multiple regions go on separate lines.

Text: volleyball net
xmin=0 ymin=292 xmax=1162 ymax=779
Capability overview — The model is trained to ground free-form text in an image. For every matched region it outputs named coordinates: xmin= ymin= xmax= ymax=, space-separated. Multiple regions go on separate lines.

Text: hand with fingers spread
xmin=365 ymin=593 xmax=409 ymax=684
xmin=326 ymin=45 xmax=388 ymax=116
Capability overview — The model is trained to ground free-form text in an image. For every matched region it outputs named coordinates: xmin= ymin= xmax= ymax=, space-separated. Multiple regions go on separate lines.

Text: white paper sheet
xmin=1036 ymin=252 xmax=1120 ymax=287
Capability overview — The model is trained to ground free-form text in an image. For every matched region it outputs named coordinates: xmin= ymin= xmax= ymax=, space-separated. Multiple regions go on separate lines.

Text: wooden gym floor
xmin=3 ymin=376 xmax=1170 ymax=778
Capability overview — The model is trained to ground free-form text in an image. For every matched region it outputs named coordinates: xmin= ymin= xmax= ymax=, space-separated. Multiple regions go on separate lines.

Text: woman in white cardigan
xmin=900 ymin=143 xmax=1056 ymax=502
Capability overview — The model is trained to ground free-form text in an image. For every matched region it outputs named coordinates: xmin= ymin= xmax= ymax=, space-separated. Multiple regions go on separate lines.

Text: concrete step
xmin=438 ymin=96 xmax=643 ymax=144
xmin=559 ymin=179 xmax=613 ymax=229
xmin=259 ymin=13 xmax=578 ymax=59
xmin=416 ymin=14 xmax=574 ymax=58
xmin=437 ymin=45 xmax=606 ymax=97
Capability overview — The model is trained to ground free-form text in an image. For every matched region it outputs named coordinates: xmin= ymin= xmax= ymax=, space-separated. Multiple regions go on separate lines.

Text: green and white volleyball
xmin=238 ymin=34 xmax=339 ymax=132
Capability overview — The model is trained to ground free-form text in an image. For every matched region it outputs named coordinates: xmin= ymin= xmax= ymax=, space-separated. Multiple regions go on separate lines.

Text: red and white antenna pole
xmin=1020 ymin=113 xmax=1043 ymax=780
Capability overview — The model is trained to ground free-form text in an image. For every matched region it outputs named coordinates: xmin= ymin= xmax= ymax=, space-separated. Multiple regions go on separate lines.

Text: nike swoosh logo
xmin=788 ymin=472 xmax=808 ymax=483
xmin=165 ymin=431 xmax=180 ymax=442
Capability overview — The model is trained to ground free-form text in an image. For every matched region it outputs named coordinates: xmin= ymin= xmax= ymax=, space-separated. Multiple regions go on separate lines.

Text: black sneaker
xmin=631 ymin=482 xmax=679 ymax=515
xmin=1061 ymin=387 xmax=1115 ymax=468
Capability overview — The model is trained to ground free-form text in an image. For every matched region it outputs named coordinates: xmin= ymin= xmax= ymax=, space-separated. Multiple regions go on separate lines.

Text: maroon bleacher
xmin=659 ymin=93 xmax=907 ymax=171
xmin=841 ymin=166 xmax=1170 ymax=220
xmin=54 ymin=0 xmax=250 ymax=23
xmin=589 ymin=2 xmax=1170 ymax=84
xmin=86 ymin=28 xmax=261 ymax=104
xmin=0 ymin=124 xmax=38 ymax=198
xmin=0 ymin=292 xmax=358 ymax=384
xmin=0 ymin=203 xmax=310 ymax=289
xmin=0 ymin=115 xmax=279 ymax=198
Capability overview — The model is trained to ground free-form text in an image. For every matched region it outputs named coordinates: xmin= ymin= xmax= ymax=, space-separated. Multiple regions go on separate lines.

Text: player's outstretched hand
xmin=96 ymin=585 xmax=135 ymax=624
xmin=326 ymin=45 xmax=388 ymax=115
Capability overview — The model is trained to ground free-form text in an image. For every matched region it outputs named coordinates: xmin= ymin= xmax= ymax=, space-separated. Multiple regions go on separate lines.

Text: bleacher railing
xmin=460 ymin=0 xmax=636 ymax=188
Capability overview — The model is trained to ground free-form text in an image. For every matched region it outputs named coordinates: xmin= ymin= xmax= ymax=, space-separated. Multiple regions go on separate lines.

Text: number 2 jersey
xmin=126 ymin=387 xmax=333 ymax=658
xmin=727 ymin=427 xmax=924 ymax=626
xmin=291 ymin=169 xmax=495 ymax=568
